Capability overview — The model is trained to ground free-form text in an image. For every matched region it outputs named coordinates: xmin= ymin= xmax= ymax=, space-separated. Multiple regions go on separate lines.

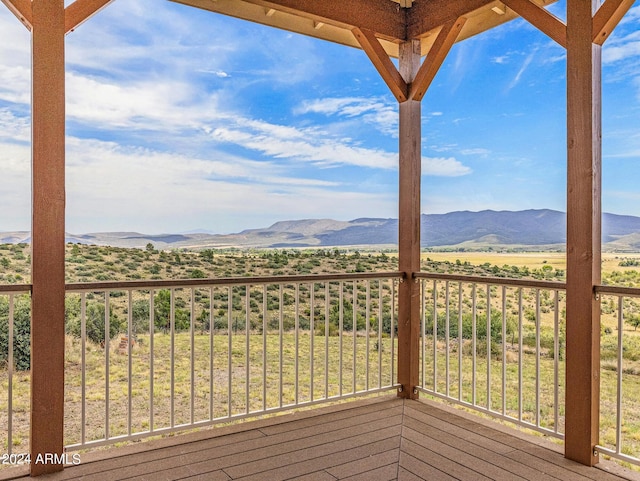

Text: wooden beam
xmin=502 ymin=0 xmax=567 ymax=48
xmin=231 ymin=0 xmax=405 ymax=42
xmin=409 ymin=17 xmax=466 ymax=102
xmin=65 ymin=0 xmax=114 ymax=34
xmin=565 ymin=0 xmax=601 ymax=467
xmin=0 ymin=0 xmax=32 ymax=30
xmin=407 ymin=0 xmax=492 ymax=40
xmin=30 ymin=0 xmax=66 ymax=476
xmin=592 ymin=0 xmax=634 ymax=45
xmin=353 ymin=28 xmax=407 ymax=103
xmin=397 ymin=40 xmax=421 ymax=400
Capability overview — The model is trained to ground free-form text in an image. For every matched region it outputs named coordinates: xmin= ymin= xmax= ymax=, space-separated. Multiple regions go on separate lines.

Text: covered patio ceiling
xmin=172 ymin=0 xmax=558 ymax=57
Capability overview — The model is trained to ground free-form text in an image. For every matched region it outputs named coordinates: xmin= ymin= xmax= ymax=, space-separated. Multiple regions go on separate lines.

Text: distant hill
xmin=4 ymin=209 xmax=640 ymax=251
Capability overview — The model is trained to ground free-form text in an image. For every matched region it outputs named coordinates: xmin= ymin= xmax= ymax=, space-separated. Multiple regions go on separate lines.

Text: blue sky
xmin=0 ymin=0 xmax=639 ymax=234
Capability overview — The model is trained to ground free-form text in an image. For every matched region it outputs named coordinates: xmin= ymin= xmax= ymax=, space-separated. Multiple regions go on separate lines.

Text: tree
xmin=200 ymin=249 xmax=215 ymax=263
xmin=67 ymin=301 xmax=122 ymax=345
xmin=154 ymin=289 xmax=171 ymax=333
xmin=189 ymin=268 xmax=206 ymax=279
xmin=0 ymin=295 xmax=31 ymax=370
xmin=153 ymin=290 xmax=190 ymax=332
xmin=131 ymin=299 xmax=150 ymax=333
xmin=626 ymin=314 xmax=640 ymax=331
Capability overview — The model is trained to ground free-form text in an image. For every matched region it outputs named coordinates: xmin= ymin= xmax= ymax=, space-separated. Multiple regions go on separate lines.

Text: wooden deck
xmin=3 ymin=396 xmax=639 ymax=481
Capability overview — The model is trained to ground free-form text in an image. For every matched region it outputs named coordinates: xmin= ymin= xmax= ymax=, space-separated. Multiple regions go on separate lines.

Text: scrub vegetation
xmin=2 ymin=243 xmax=640 ymax=467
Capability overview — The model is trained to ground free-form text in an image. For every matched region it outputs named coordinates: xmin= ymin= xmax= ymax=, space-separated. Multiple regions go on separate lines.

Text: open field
xmin=2 ymin=330 xmax=640 ymax=467
xmin=1 ymin=332 xmax=395 ymax=452
xmin=422 ymin=251 xmax=640 ymax=276
xmin=3 ymin=244 xmax=640 ymax=468
xmin=2 ymin=242 xmax=640 ymax=285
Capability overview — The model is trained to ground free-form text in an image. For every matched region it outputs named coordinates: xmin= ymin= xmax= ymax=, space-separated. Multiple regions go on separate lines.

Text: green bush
xmin=0 ymin=295 xmax=31 ymax=370
xmin=153 ymin=290 xmax=190 ymax=332
xmin=424 ymin=308 xmax=516 ymax=343
xmin=67 ymin=301 xmax=122 ymax=344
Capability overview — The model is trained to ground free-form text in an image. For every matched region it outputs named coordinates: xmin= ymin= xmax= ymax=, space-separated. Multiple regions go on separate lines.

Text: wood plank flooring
xmin=2 ymin=396 xmax=639 ymax=480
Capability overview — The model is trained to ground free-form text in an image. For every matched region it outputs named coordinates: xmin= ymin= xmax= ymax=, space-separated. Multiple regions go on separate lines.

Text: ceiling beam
xmin=65 ymin=0 xmax=114 ymax=34
xmin=592 ymin=0 xmax=635 ymax=45
xmin=407 ymin=0 xmax=493 ymax=39
xmin=410 ymin=17 xmax=466 ymax=102
xmin=353 ymin=27 xmax=407 ymax=102
xmin=228 ymin=0 xmax=405 ymax=42
xmin=501 ymin=0 xmax=567 ymax=48
xmin=0 ymin=0 xmax=32 ymax=30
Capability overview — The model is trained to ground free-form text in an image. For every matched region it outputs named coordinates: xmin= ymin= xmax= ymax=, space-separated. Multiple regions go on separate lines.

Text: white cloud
xmin=619 ymin=5 xmax=640 ymax=25
xmin=0 ymin=65 xmax=30 ymax=105
xmin=459 ymin=148 xmax=490 ymax=156
xmin=64 ymin=137 xmax=394 ymax=232
xmin=66 ymin=71 xmax=225 ymax=132
xmin=0 ymin=2 xmax=476 ymax=234
xmin=603 ymin=31 xmax=640 ymax=64
xmin=0 ymin=140 xmax=31 ymax=229
xmin=423 ymin=157 xmax=472 ymax=177
xmin=0 ymin=109 xmax=30 ymax=142
xmin=210 ymin=117 xmax=399 ymax=169
xmin=0 ymin=11 xmax=30 ymax=106
xmin=296 ymin=96 xmax=398 ymax=137
xmin=507 ymin=49 xmax=536 ymax=90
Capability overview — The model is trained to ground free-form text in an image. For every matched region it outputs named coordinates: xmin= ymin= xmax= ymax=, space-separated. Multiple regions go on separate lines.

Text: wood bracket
xmin=354 ymin=20 xmax=464 ymax=104
xmin=352 ymin=27 xmax=408 ymax=102
xmin=1 ymin=0 xmax=32 ymax=30
xmin=592 ymin=0 xmax=634 ymax=45
xmin=409 ymin=17 xmax=466 ymax=102
xmin=65 ymin=0 xmax=114 ymax=34
xmin=502 ymin=0 xmax=567 ymax=48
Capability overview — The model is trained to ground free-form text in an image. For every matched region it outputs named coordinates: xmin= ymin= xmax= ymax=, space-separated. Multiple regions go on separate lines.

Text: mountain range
xmin=4 ymin=209 xmax=640 ymax=251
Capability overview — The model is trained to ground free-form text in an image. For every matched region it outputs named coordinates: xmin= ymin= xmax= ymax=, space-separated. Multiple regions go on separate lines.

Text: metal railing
xmin=4 ymin=273 xmax=640 ymax=466
xmin=0 ymin=284 xmax=32 ymax=456
xmin=596 ymin=284 xmax=640 ymax=467
xmin=415 ymin=273 xmax=566 ymax=439
xmin=63 ymin=273 xmax=402 ymax=449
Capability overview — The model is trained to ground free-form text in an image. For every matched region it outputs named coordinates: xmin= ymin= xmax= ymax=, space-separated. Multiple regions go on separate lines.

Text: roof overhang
xmin=171 ymin=0 xmax=557 ymax=57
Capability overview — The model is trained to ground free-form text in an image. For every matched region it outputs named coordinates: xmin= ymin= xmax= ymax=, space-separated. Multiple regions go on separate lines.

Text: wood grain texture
xmin=0 ymin=0 xmax=32 ymax=29
xmin=397 ymin=40 xmax=421 ymax=400
xmin=407 ymin=0 xmax=492 ymax=39
xmin=565 ymin=0 xmax=602 ymax=467
xmin=30 ymin=0 xmax=66 ymax=476
xmin=502 ymin=0 xmax=567 ymax=47
xmin=592 ymin=0 xmax=635 ymax=45
xmin=410 ymin=18 xmax=466 ymax=102
xmin=65 ymin=0 xmax=114 ymax=34
xmin=3 ymin=397 xmax=634 ymax=481
xmin=240 ymin=0 xmax=405 ymax=41
xmin=352 ymin=27 xmax=407 ymax=102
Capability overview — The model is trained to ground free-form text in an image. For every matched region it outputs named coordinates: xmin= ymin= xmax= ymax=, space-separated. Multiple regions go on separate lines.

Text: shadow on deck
xmin=2 ymin=396 xmax=639 ymax=481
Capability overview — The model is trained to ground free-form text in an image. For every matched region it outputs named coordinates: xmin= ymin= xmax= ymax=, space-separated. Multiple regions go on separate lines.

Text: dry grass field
xmin=2 ymin=244 xmax=640 ymax=468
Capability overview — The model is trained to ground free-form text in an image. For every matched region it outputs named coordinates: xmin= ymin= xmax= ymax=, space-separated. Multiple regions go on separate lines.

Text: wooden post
xmin=565 ymin=0 xmax=601 ymax=466
xmin=30 ymin=0 xmax=66 ymax=475
xmin=397 ymin=39 xmax=421 ymax=399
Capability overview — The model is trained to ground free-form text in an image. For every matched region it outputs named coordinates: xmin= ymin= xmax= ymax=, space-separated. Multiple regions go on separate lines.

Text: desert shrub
xmin=67 ymin=301 xmax=122 ymax=345
xmin=0 ymin=295 xmax=31 ymax=370
xmin=153 ymin=290 xmax=190 ymax=332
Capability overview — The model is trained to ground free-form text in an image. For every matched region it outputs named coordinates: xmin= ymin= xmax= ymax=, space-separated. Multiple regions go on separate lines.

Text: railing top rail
xmin=65 ymin=271 xmax=406 ymax=292
xmin=595 ymin=284 xmax=640 ymax=297
xmin=0 ymin=284 xmax=32 ymax=293
xmin=414 ymin=272 xmax=566 ymax=290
